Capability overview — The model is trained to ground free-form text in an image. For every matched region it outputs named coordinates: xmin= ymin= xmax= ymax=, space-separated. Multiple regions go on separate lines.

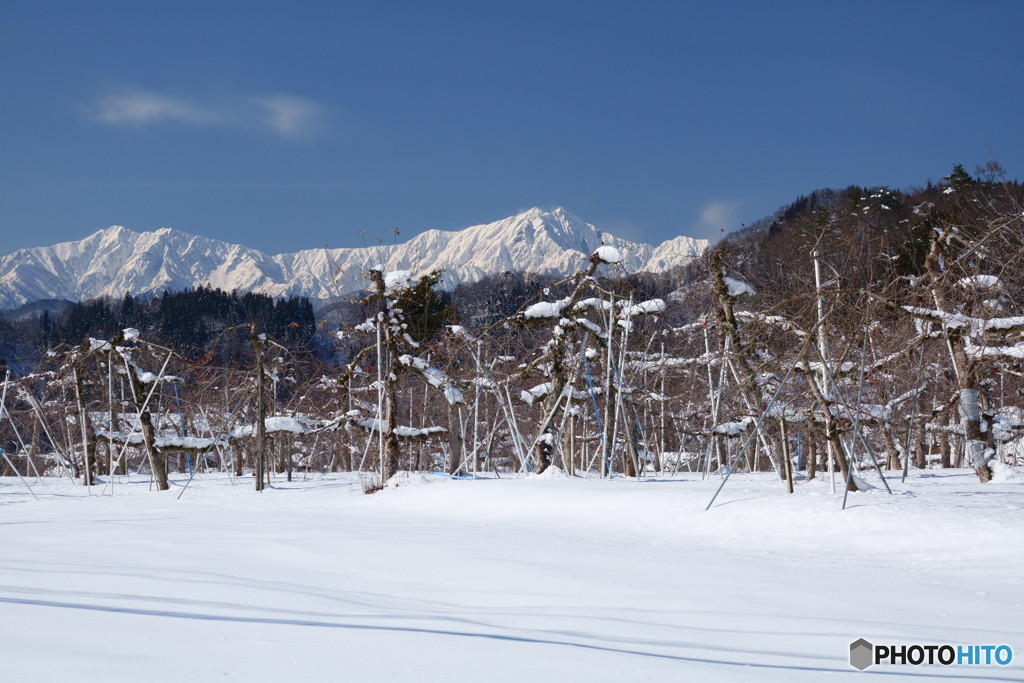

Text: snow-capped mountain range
xmin=0 ymin=208 xmax=708 ymax=310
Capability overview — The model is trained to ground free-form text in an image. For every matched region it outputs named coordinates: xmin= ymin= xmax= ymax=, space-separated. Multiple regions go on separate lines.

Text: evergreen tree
xmin=394 ymin=270 xmax=454 ymax=344
xmin=945 ymin=163 xmax=975 ymax=188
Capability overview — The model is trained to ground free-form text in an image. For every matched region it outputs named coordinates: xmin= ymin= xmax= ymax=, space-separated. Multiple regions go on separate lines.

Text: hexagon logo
xmin=850 ymin=638 xmax=874 ymax=670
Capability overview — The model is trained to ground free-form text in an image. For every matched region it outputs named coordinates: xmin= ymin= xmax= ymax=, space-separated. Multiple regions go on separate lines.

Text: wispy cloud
xmin=92 ymin=91 xmax=214 ymax=126
xmin=253 ymin=95 xmax=325 ymax=138
xmin=694 ymin=200 xmax=739 ymax=238
xmin=88 ymin=89 xmax=327 ymax=138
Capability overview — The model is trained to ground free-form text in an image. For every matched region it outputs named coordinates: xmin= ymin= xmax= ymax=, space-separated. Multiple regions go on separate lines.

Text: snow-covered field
xmin=2 ymin=467 xmax=1021 ymax=682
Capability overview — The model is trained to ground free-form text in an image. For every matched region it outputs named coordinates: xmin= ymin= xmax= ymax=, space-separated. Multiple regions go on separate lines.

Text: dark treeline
xmin=26 ymin=286 xmax=317 ymax=363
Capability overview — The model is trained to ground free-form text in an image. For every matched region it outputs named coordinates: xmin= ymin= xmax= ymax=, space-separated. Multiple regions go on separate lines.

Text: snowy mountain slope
xmin=0 ymin=208 xmax=708 ymax=309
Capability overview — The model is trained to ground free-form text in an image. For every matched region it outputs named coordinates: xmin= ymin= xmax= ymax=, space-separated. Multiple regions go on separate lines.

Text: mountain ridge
xmin=0 ymin=208 xmax=709 ymax=310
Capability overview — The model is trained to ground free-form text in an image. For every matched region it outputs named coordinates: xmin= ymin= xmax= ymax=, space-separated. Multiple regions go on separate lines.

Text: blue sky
xmin=3 ymin=1 xmax=1022 ymax=255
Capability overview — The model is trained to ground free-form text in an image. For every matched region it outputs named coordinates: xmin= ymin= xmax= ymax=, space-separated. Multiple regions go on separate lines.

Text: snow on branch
xmin=446 ymin=325 xmax=478 ymax=343
xmin=574 ymin=317 xmax=606 ymax=338
xmin=793 ymin=360 xmax=858 ymax=375
xmin=231 ymin=416 xmax=308 ymax=438
xmin=902 ymin=306 xmax=1024 ymax=335
xmin=398 ymin=354 xmax=465 ymax=404
xmin=713 ymin=417 xmax=755 ymax=436
xmin=619 ymin=299 xmax=666 ymax=318
xmin=626 ymin=352 xmax=717 ymax=373
xmin=965 ymin=340 xmax=1024 ymax=360
xmin=733 ymin=311 xmax=807 ymax=337
xmin=722 ymin=276 xmax=755 ymax=297
xmin=520 ymin=381 xmax=596 ymax=405
xmin=574 ymin=297 xmax=612 ymax=313
xmin=593 ymin=245 xmax=623 ymax=264
xmin=347 ymin=416 xmax=447 ymax=440
xmin=522 ymin=297 xmax=571 ymax=320
xmin=957 ymin=275 xmax=1000 ymax=291
xmin=384 ymin=270 xmax=415 ymax=292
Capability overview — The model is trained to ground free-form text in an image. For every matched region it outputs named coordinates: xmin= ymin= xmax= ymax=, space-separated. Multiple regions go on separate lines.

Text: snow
xmin=574 ymin=317 xmax=604 ymax=336
xmin=264 ymin=416 xmax=306 ymax=434
xmin=520 ymin=382 xmax=551 ymax=405
xmin=958 ymin=274 xmax=1000 ymax=290
xmin=231 ymin=416 xmax=306 ymax=438
xmin=905 ymin=306 xmax=1024 ymax=335
xmin=619 ymin=298 xmax=666 ymax=317
xmin=722 ymin=276 xmax=755 ymax=297
xmin=522 ymin=298 xmax=569 ymax=320
xmin=153 ymin=435 xmax=224 ymax=450
xmin=0 ymin=210 xmax=709 ymax=310
xmin=990 ymin=459 xmax=1023 ymax=482
xmin=352 ymin=416 xmax=385 ymax=433
xmin=384 ymin=270 xmax=414 ymax=291
xmin=712 ymin=416 xmax=755 ymax=435
xmin=398 ymin=355 xmax=463 ymax=404
xmin=574 ymin=297 xmax=612 ymax=312
xmin=984 ymin=315 xmax=1024 ymax=331
xmin=94 ymin=430 xmax=146 ymax=445
xmin=393 ymin=425 xmax=446 ymax=438
xmin=966 ymin=341 xmax=1024 ymax=360
xmin=1 ymin=469 xmax=1021 ymax=681
xmin=446 ymin=324 xmax=477 ymax=342
xmin=593 ymin=245 xmax=623 ymax=264
xmin=443 ymin=384 xmax=464 ymax=405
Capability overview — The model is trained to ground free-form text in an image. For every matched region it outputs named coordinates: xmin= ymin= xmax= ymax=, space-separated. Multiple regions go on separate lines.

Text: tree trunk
xmin=914 ymin=418 xmax=927 ymax=470
xmin=73 ymin=362 xmax=97 ymax=485
xmin=137 ymin=401 xmax=167 ymax=490
xmin=923 ymin=228 xmax=992 ymax=482
xmin=804 ymin=374 xmax=856 ymax=491
xmin=960 ymin=388 xmax=991 ymax=482
xmin=447 ymin=402 xmax=464 ymax=475
xmin=251 ymin=325 xmax=267 ymax=492
xmin=806 ymin=438 xmax=817 ymax=480
xmin=368 ymin=269 xmax=403 ymax=482
xmin=122 ymin=351 xmax=168 ymax=491
xmin=881 ymin=424 xmax=902 ymax=470
xmin=940 ymin=411 xmax=953 ymax=468
xmin=780 ymin=419 xmax=793 ymax=493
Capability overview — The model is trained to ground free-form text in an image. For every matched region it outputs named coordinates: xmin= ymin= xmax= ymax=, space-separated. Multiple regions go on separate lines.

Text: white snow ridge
xmin=0 ymin=208 xmax=709 ymax=309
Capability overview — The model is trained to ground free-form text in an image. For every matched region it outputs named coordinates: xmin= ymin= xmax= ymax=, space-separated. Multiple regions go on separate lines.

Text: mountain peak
xmin=0 ymin=212 xmax=709 ymax=310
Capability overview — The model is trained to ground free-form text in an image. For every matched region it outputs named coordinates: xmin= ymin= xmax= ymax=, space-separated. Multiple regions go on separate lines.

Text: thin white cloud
xmin=92 ymin=91 xmax=215 ymax=126
xmin=694 ymin=200 xmax=739 ymax=238
xmin=254 ymin=95 xmax=325 ymax=138
xmin=88 ymin=89 xmax=327 ymax=138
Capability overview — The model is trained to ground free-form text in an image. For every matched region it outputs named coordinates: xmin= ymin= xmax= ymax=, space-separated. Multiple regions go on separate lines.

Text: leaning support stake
xmin=0 ymin=448 xmax=38 ymax=500
xmin=0 ymin=371 xmax=42 ymax=483
xmin=706 ymin=333 xmax=815 ymax=510
xmin=815 ymin=340 xmax=893 ymax=498
xmin=0 ymin=374 xmax=38 ymax=500
xmin=842 ymin=324 xmax=872 ymax=510
xmin=901 ymin=343 xmax=927 ymax=483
